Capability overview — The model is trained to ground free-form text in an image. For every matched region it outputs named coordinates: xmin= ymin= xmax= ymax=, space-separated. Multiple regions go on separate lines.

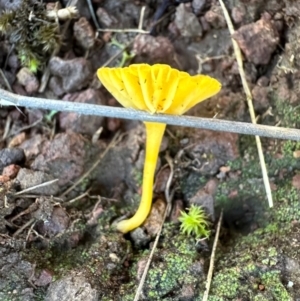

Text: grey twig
xmin=1 ymin=88 xmax=300 ymax=141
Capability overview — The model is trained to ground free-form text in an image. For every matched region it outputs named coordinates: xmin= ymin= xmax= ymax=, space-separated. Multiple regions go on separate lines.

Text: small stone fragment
xmin=8 ymin=132 xmax=26 ymax=148
xmin=0 ymin=148 xmax=25 ymax=173
xmin=292 ymin=174 xmax=300 ymax=190
xmin=133 ymin=35 xmax=175 ymax=64
xmin=231 ymin=6 xmax=246 ymax=25
xmin=232 ymin=15 xmax=280 ymax=65
xmin=192 ymin=0 xmax=207 ymax=16
xmin=59 ymin=89 xmax=106 ymax=135
xmin=252 ymin=85 xmax=270 ymax=111
xmin=73 ymin=17 xmax=95 ymax=50
xmin=174 ymin=3 xmax=203 ymax=37
xmin=188 ymin=179 xmax=218 ymax=221
xmin=15 ymin=168 xmax=60 ymax=195
xmin=143 ymin=198 xmax=166 ymax=236
xmin=96 ymin=7 xmax=117 ymax=27
xmin=204 ymin=5 xmax=226 ymax=28
xmin=34 ymin=269 xmax=53 ymax=287
xmin=36 ymin=206 xmax=69 ymax=237
xmin=49 ymin=57 xmax=92 ymax=93
xmin=16 ymin=67 xmax=39 ymax=94
xmin=45 ymin=275 xmax=99 ymax=301
xmin=2 ymin=164 xmax=20 ymax=179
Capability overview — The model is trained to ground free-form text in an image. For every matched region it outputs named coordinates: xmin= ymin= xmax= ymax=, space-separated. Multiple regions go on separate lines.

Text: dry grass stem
xmin=202 ymin=211 xmax=223 ymax=301
xmin=218 ymin=0 xmax=273 ymax=208
xmin=13 ymin=179 xmax=59 ymax=196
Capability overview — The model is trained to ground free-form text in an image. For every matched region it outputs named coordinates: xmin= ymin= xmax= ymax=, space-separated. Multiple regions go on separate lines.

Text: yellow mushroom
xmin=97 ymin=64 xmax=221 ymax=233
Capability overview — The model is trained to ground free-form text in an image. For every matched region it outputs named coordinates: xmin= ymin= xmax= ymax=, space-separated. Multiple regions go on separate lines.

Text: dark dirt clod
xmin=16 ymin=67 xmax=39 ymax=94
xmin=0 ymin=148 xmax=25 ymax=174
xmin=73 ymin=17 xmax=95 ymax=51
xmin=15 ymin=168 xmax=60 ymax=195
xmin=232 ymin=14 xmax=280 ymax=65
xmin=59 ymin=89 xmax=106 ymax=135
xmin=49 ymin=57 xmax=93 ymax=93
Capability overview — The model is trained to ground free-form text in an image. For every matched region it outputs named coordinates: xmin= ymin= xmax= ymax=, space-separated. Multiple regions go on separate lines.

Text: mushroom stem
xmin=117 ymin=122 xmax=166 ymax=233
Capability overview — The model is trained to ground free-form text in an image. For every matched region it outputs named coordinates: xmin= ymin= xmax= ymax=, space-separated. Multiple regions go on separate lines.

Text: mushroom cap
xmin=97 ymin=64 xmax=221 ymax=115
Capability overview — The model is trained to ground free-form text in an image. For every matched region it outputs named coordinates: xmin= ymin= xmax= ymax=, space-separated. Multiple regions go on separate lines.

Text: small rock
xmin=16 ymin=67 xmax=39 ymax=94
xmin=15 ymin=168 xmax=60 ymax=195
xmin=292 ymin=174 xmax=300 ymax=190
xmin=252 ymin=85 xmax=270 ymax=112
xmin=204 ymin=5 xmax=226 ymax=28
xmin=143 ymin=198 xmax=166 ymax=236
xmin=31 ymin=132 xmax=86 ymax=186
xmin=36 ymin=206 xmax=69 ymax=237
xmin=19 ymin=134 xmax=46 ymax=161
xmin=0 ymin=0 xmax=22 ymax=11
xmin=232 ymin=15 xmax=280 ymax=65
xmin=231 ymin=6 xmax=246 ymax=25
xmin=2 ymin=164 xmax=20 ymax=179
xmin=8 ymin=132 xmax=26 ymax=148
xmin=188 ymin=179 xmax=218 ymax=221
xmin=130 ymin=227 xmax=150 ymax=248
xmin=174 ymin=3 xmax=203 ymax=37
xmin=192 ymin=0 xmax=207 ymax=16
xmin=49 ymin=57 xmax=92 ymax=93
xmin=154 ymin=167 xmax=171 ymax=193
xmin=133 ymin=35 xmax=175 ymax=64
xmin=45 ymin=275 xmax=99 ymax=301
xmin=48 ymin=76 xmax=66 ymax=97
xmin=180 ymin=130 xmax=239 ymax=176
xmin=170 ymin=199 xmax=184 ymax=222
xmin=0 ymin=148 xmax=25 ymax=173
xmin=96 ymin=7 xmax=117 ymax=27
xmin=34 ymin=269 xmax=53 ymax=287
xmin=0 ymin=175 xmax=10 ymax=183
xmin=73 ymin=17 xmax=95 ymax=50
xmin=59 ymin=89 xmax=106 ymax=135
xmin=257 ymin=76 xmax=269 ymax=87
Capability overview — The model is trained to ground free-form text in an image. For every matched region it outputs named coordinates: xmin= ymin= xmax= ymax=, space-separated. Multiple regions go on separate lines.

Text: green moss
xmin=211 ymin=268 xmax=240 ymax=298
xmin=0 ymin=0 xmax=61 ymax=71
xmin=274 ymin=96 xmax=300 ymax=127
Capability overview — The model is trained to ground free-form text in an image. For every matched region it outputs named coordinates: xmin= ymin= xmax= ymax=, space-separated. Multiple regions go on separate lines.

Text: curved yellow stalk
xmin=117 ymin=122 xmax=166 ymax=233
xmin=97 ymin=63 xmax=221 ymax=233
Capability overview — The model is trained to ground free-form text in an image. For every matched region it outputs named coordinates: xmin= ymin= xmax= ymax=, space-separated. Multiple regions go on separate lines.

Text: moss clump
xmin=0 ymin=0 xmax=61 ymax=71
xmin=179 ymin=204 xmax=210 ymax=239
